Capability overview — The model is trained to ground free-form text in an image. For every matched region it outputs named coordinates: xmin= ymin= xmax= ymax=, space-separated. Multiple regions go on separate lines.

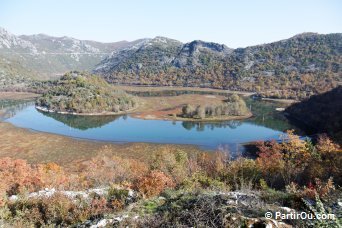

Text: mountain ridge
xmin=0 ymin=26 xmax=341 ymax=99
xmin=93 ymin=32 xmax=341 ymax=99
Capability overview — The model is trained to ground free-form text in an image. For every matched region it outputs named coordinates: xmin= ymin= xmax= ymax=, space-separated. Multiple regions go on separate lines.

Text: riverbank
xmin=35 ymin=105 xmax=139 ymax=116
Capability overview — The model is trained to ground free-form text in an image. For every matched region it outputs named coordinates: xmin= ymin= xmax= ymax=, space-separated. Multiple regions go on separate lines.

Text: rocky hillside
xmin=0 ymin=27 xmax=147 ymax=82
xmin=95 ymin=33 xmax=342 ymax=99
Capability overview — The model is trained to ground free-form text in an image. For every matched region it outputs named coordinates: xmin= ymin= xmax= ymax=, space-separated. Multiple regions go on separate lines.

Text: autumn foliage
xmin=134 ymin=170 xmax=175 ymax=197
xmin=0 ymin=158 xmax=69 ymax=200
xmin=256 ymin=130 xmax=341 ymax=190
xmin=0 ymin=131 xmax=340 ymax=226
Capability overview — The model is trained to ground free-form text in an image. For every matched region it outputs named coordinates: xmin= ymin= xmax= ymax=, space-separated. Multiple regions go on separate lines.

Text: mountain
xmin=1 ymin=27 xmax=341 ymax=99
xmin=0 ymin=27 xmax=147 ymax=89
xmin=285 ymin=86 xmax=342 ymax=142
xmin=94 ymin=33 xmax=342 ymax=99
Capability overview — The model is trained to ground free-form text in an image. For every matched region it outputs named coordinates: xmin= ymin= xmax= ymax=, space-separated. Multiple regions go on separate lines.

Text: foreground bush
xmin=134 ymin=170 xmax=175 ymax=198
xmin=4 ymin=193 xmax=107 ymax=227
xmin=0 ymin=132 xmax=340 ymax=227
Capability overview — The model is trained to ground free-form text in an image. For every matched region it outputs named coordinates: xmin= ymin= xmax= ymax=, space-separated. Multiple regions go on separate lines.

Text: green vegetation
xmin=35 ymin=71 xmax=137 ymax=114
xmin=181 ymin=94 xmax=250 ymax=119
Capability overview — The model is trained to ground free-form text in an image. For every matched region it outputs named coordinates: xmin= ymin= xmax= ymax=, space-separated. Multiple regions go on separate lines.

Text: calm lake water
xmin=2 ymin=97 xmax=305 ymax=152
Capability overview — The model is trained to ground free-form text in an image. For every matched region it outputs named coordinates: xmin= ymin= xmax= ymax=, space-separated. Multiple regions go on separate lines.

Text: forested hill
xmin=286 ymin=86 xmax=342 ymax=141
xmin=94 ymin=33 xmax=342 ymax=99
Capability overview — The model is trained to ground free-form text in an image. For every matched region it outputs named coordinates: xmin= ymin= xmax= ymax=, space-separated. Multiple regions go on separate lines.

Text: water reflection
xmin=0 ymin=96 xmax=307 ymax=135
xmin=0 ymin=100 xmax=34 ymax=121
xmin=127 ymin=90 xmax=229 ymax=97
xmin=39 ymin=111 xmax=122 ymax=130
xmin=2 ymin=93 xmax=313 ymax=152
xmin=182 ymin=120 xmax=242 ymax=131
xmin=245 ymin=98 xmax=307 ymax=134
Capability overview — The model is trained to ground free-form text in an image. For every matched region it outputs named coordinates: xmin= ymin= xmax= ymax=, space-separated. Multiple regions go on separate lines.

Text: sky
xmin=0 ymin=0 xmax=341 ymax=48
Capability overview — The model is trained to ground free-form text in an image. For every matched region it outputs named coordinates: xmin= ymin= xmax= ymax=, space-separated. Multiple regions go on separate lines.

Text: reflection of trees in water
xmin=244 ymin=98 xmax=304 ymax=134
xmin=182 ymin=120 xmax=242 ymax=131
xmin=0 ymin=100 xmax=34 ymax=120
xmin=128 ymin=90 xmax=227 ymax=97
xmin=39 ymin=111 xmax=122 ymax=130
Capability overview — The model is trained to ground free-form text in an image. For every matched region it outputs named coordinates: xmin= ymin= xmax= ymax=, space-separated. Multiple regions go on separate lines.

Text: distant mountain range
xmin=0 ymin=27 xmax=341 ymax=98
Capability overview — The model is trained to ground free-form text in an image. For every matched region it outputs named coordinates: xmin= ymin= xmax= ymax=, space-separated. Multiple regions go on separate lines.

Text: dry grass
xmin=0 ymin=92 xmax=40 ymax=100
xmin=113 ymin=85 xmax=254 ymax=94
xmin=133 ymin=94 xmax=252 ymax=120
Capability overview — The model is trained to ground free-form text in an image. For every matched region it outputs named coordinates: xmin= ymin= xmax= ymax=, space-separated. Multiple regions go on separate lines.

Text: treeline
xmin=181 ymin=94 xmax=250 ymax=119
xmin=35 ymin=71 xmax=137 ymax=114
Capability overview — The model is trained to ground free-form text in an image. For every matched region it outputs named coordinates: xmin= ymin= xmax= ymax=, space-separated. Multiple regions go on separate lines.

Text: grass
xmin=112 ymin=85 xmax=256 ymax=96
xmin=0 ymin=92 xmax=40 ymax=100
xmin=133 ymin=94 xmax=252 ymax=121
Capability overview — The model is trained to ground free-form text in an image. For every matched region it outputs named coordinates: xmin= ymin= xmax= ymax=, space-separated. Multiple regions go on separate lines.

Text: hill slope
xmin=285 ymin=86 xmax=342 ymax=141
xmin=0 ymin=27 xmax=147 ymax=82
xmin=36 ymin=72 xmax=137 ymax=114
xmin=94 ymin=33 xmax=342 ymax=99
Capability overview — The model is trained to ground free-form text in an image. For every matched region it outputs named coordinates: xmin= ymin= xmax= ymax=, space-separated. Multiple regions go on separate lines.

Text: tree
xmin=182 ymin=104 xmax=195 ymax=117
xmin=196 ymin=105 xmax=206 ymax=119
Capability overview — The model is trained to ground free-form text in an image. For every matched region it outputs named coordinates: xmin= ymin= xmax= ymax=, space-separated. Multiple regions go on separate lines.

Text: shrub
xmin=223 ymin=158 xmax=261 ymax=191
xmin=134 ymin=170 xmax=175 ymax=198
xmin=302 ymin=192 xmax=342 ymax=227
xmin=0 ymin=158 xmax=69 ymax=199
xmin=149 ymin=148 xmax=190 ymax=184
xmin=7 ymin=193 xmax=93 ymax=227
xmin=106 ymin=186 xmax=131 ymax=210
xmin=77 ymin=150 xmax=148 ymax=187
xmin=181 ymin=172 xmax=227 ymax=191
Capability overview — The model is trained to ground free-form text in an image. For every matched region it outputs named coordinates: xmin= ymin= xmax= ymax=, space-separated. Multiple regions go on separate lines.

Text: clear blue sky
xmin=1 ymin=0 xmax=341 ymax=48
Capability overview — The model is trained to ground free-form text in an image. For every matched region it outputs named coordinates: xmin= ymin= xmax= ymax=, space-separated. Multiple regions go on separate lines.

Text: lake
xmin=2 ymin=97 xmax=306 ymax=152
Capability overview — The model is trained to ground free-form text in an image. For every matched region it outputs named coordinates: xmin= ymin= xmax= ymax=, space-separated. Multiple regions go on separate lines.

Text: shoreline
xmin=36 ymin=105 xmax=253 ymax=122
xmin=35 ymin=105 xmax=138 ymax=116
xmin=132 ymin=112 xmax=253 ymax=122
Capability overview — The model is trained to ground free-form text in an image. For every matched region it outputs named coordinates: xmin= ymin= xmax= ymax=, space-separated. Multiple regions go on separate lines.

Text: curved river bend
xmin=3 ymin=98 xmax=305 ymax=152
